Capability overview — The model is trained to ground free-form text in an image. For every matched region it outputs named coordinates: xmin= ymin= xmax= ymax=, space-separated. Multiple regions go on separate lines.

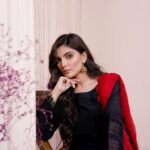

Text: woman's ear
xmin=81 ymin=51 xmax=87 ymax=63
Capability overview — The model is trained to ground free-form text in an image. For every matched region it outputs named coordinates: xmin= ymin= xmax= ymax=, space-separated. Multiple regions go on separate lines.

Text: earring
xmin=81 ymin=64 xmax=87 ymax=72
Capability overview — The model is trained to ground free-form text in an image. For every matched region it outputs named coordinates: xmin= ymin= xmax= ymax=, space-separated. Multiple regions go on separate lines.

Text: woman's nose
xmin=61 ymin=59 xmax=68 ymax=68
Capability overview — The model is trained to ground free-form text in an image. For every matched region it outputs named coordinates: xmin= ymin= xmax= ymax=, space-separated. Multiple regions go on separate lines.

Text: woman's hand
xmin=51 ymin=76 xmax=80 ymax=102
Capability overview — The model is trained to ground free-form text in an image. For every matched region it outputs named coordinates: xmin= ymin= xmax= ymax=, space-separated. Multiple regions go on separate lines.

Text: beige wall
xmin=81 ymin=0 xmax=150 ymax=149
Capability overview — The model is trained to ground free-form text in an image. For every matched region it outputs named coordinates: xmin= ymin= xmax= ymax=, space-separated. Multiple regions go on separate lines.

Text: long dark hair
xmin=48 ymin=33 xmax=103 ymax=149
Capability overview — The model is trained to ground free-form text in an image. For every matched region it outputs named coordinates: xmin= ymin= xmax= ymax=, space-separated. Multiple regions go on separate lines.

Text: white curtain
xmin=0 ymin=0 xmax=35 ymax=150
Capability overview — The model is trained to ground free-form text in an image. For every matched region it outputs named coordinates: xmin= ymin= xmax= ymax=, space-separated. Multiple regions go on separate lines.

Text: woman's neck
xmin=74 ymin=73 xmax=98 ymax=93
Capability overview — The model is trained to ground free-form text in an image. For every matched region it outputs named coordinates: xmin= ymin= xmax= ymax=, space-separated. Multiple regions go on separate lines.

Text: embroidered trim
xmin=47 ymin=95 xmax=56 ymax=108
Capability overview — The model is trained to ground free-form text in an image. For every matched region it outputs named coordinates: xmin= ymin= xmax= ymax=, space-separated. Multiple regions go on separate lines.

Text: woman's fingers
xmin=56 ymin=77 xmax=80 ymax=93
xmin=61 ymin=77 xmax=80 ymax=89
xmin=60 ymin=77 xmax=71 ymax=90
xmin=70 ymin=79 xmax=80 ymax=88
xmin=70 ymin=80 xmax=75 ymax=88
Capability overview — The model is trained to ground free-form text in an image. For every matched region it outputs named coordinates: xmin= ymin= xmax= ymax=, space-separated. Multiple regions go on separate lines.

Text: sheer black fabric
xmin=106 ymin=81 xmax=124 ymax=150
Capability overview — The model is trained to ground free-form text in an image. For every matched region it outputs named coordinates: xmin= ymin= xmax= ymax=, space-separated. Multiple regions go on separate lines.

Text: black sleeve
xmin=36 ymin=96 xmax=63 ymax=141
xmin=106 ymin=81 xmax=124 ymax=150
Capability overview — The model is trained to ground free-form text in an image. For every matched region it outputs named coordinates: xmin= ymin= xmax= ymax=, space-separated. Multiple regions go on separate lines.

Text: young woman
xmin=36 ymin=33 xmax=138 ymax=150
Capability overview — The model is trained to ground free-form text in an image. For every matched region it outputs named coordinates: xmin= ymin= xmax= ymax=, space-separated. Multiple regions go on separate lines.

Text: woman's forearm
xmin=37 ymin=140 xmax=53 ymax=150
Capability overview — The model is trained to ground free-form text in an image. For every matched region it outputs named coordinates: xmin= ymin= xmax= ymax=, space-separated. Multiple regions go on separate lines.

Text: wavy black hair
xmin=48 ymin=33 xmax=103 ymax=149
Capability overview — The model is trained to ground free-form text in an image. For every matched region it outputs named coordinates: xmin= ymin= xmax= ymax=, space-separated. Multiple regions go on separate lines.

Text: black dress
xmin=36 ymin=81 xmax=123 ymax=150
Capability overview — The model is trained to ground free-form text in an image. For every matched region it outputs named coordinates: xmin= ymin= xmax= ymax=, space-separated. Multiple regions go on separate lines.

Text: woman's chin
xmin=64 ymin=73 xmax=76 ymax=79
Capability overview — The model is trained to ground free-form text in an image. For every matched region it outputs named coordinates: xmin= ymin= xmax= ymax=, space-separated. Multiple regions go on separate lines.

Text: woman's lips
xmin=63 ymin=69 xmax=71 ymax=74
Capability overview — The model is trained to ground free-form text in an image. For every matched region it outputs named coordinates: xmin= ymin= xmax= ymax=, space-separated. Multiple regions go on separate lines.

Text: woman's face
xmin=56 ymin=45 xmax=87 ymax=78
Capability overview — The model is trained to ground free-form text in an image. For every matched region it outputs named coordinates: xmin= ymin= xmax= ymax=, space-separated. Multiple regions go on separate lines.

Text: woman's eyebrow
xmin=57 ymin=51 xmax=74 ymax=59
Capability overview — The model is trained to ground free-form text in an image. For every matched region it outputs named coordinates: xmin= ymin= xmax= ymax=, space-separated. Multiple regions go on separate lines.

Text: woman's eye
xmin=66 ymin=54 xmax=73 ymax=59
